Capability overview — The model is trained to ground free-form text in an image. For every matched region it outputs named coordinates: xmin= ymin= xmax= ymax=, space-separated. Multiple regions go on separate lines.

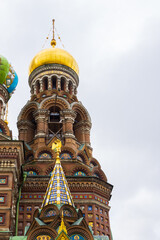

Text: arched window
xmin=52 ymin=76 xmax=57 ymax=89
xmin=48 ymin=107 xmax=62 ymax=139
xmin=43 ymin=77 xmax=48 ymax=91
xmin=26 ymin=111 xmax=36 ymax=143
xmin=49 ymin=107 xmax=60 ymax=123
xmin=74 ymin=171 xmax=86 ymax=176
xmin=68 ymin=80 xmax=73 ymax=95
xmin=73 ymin=112 xmax=83 ymax=143
xmin=61 ymin=77 xmax=65 ymax=91
xmin=36 ymin=81 xmax=40 ymax=94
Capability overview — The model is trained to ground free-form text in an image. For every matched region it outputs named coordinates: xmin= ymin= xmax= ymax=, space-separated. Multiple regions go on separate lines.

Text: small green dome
xmin=0 ymin=55 xmax=10 ymax=84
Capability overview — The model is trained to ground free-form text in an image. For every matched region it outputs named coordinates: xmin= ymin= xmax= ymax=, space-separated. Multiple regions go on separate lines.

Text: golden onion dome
xmin=29 ymin=47 xmax=79 ymax=75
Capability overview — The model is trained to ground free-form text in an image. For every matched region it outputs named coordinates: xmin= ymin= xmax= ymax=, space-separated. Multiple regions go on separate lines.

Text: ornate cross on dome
xmin=51 ymin=19 xmax=56 ymax=47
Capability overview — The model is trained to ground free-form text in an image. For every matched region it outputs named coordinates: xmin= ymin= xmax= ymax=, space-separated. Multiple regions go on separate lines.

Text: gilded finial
xmin=51 ymin=19 xmax=56 ymax=47
xmin=58 ymin=210 xmax=68 ymax=234
xmin=52 ymin=139 xmax=62 ymax=164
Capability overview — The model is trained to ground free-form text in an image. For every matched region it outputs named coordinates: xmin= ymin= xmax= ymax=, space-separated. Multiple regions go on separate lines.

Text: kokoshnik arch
xmin=0 ymin=20 xmax=113 ymax=240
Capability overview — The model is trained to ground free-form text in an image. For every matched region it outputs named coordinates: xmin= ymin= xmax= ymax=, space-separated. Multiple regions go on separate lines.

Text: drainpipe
xmin=15 ymin=171 xmax=27 ymax=236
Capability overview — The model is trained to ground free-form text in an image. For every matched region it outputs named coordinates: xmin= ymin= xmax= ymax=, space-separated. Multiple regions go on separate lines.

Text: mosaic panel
xmin=27 ymin=206 xmax=32 ymax=211
xmin=88 ymin=213 xmax=93 ymax=218
xmin=0 ymin=214 xmax=5 ymax=224
xmin=63 ymin=209 xmax=72 ymax=217
xmin=27 ymin=171 xmax=37 ymax=176
xmin=74 ymin=171 xmax=86 ymax=176
xmin=0 ymin=196 xmax=5 ymax=203
xmin=45 ymin=209 xmax=56 ymax=217
xmin=96 ymin=215 xmax=99 ymax=220
xmin=60 ymin=152 xmax=72 ymax=160
xmin=89 ymin=222 xmax=93 ymax=228
xmin=19 ymin=206 xmax=24 ymax=211
xmin=36 ymin=236 xmax=51 ymax=240
xmin=70 ymin=235 xmax=85 ymax=240
xmin=0 ymin=176 xmax=8 ymax=185
xmin=88 ymin=206 xmax=92 ymax=211
xmin=39 ymin=152 xmax=52 ymax=159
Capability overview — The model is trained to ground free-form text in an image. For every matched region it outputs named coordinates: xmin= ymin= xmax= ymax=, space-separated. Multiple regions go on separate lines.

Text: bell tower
xmin=17 ymin=20 xmax=113 ymax=238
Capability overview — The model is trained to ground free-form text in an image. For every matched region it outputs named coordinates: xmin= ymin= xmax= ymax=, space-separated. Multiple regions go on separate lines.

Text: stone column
xmin=65 ymin=79 xmax=69 ymax=92
xmin=57 ymin=77 xmax=61 ymax=91
xmin=48 ymin=76 xmax=52 ymax=90
xmin=72 ymin=84 xmax=76 ymax=96
xmin=84 ymin=121 xmax=92 ymax=145
xmin=34 ymin=109 xmax=49 ymax=139
xmin=40 ymin=79 xmax=43 ymax=92
xmin=60 ymin=109 xmax=76 ymax=139
xmin=33 ymin=84 xmax=36 ymax=95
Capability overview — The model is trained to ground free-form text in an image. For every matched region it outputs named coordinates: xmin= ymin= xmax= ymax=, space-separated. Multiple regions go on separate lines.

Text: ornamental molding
xmin=32 ymin=72 xmax=77 ymax=88
xmin=17 ymin=101 xmax=39 ymax=122
xmin=73 ymin=198 xmax=110 ymax=210
xmin=17 ymin=120 xmax=35 ymax=129
xmin=39 ymin=95 xmax=70 ymax=110
xmin=71 ymin=102 xmax=91 ymax=122
xmin=29 ymin=63 xmax=79 ymax=87
xmin=61 ymin=109 xmax=77 ymax=119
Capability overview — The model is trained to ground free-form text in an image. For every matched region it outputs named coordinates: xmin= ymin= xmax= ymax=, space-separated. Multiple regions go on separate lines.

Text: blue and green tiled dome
xmin=0 ymin=55 xmax=18 ymax=95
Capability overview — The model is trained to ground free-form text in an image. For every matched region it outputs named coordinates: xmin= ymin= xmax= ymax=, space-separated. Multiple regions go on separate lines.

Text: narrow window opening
xmin=52 ymin=76 xmax=57 ymax=89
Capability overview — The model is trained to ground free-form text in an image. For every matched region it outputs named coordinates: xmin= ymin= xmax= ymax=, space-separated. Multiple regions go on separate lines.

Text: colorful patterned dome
xmin=0 ymin=55 xmax=18 ymax=95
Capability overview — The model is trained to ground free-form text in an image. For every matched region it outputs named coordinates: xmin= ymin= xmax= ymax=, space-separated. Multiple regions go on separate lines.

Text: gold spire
xmin=51 ymin=19 xmax=56 ymax=47
xmin=58 ymin=211 xmax=68 ymax=234
xmin=41 ymin=139 xmax=75 ymax=208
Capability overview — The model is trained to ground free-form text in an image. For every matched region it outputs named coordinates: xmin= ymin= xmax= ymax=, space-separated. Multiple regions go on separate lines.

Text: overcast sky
xmin=0 ymin=1 xmax=160 ymax=239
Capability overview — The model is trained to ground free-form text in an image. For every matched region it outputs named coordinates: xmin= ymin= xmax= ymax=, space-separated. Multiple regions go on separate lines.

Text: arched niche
xmin=36 ymin=80 xmax=40 ymax=94
xmin=26 ymin=170 xmax=38 ymax=176
xmin=74 ymin=171 xmax=86 ymax=177
xmin=73 ymin=112 xmax=83 ymax=143
xmin=43 ymin=77 xmax=48 ymax=91
xmin=39 ymin=152 xmax=52 ymax=159
xmin=48 ymin=106 xmax=62 ymax=139
xmin=26 ymin=111 xmax=37 ymax=143
xmin=60 ymin=77 xmax=65 ymax=91
xmin=68 ymin=80 xmax=73 ymax=95
xmin=51 ymin=76 xmax=57 ymax=89
xmin=60 ymin=152 xmax=72 ymax=160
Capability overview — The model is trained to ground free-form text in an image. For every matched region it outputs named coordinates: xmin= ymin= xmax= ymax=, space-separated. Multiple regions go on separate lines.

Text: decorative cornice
xmin=29 ymin=64 xmax=79 ymax=87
